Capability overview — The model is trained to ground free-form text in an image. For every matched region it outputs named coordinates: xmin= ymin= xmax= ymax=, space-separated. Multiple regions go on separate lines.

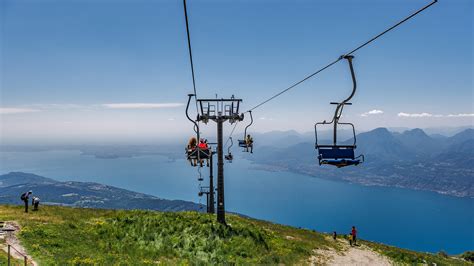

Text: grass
xmin=0 ymin=240 xmax=26 ymax=266
xmin=0 ymin=204 xmax=471 ymax=265
xmin=363 ymin=240 xmax=472 ymax=266
xmin=0 ymin=205 xmax=339 ymax=265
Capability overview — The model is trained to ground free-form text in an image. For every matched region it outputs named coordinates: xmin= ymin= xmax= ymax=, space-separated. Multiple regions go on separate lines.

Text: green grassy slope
xmin=363 ymin=240 xmax=471 ymax=265
xmin=0 ymin=205 xmax=471 ymax=265
xmin=0 ymin=205 xmax=340 ymax=264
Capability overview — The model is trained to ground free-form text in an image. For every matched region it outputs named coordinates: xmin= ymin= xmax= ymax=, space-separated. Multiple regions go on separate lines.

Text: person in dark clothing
xmin=333 ymin=231 xmax=337 ymax=241
xmin=245 ymin=134 xmax=253 ymax=153
xmin=20 ymin=191 xmax=32 ymax=213
xmin=32 ymin=197 xmax=40 ymax=211
xmin=351 ymin=226 xmax=357 ymax=246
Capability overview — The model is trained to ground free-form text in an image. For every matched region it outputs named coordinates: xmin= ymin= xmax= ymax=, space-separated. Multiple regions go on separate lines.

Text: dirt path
xmin=310 ymin=238 xmax=392 ymax=265
xmin=0 ymin=221 xmax=38 ymax=266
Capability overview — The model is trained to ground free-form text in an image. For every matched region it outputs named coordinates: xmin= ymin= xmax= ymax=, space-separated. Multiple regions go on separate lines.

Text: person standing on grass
xmin=20 ymin=191 xmax=32 ymax=213
xmin=351 ymin=226 xmax=357 ymax=246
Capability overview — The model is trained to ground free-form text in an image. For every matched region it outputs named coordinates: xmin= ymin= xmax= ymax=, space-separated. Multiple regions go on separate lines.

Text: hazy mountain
xmin=248 ymin=128 xmax=474 ymax=197
xmin=447 ymin=128 xmax=474 ymax=145
xmin=0 ymin=172 xmax=57 ymax=187
xmin=394 ymin=128 xmax=439 ymax=156
xmin=0 ymin=172 xmax=203 ymax=212
xmin=355 ymin=128 xmax=414 ymax=161
xmin=250 ymin=130 xmax=311 ymax=148
xmin=423 ymin=126 xmax=474 ymax=137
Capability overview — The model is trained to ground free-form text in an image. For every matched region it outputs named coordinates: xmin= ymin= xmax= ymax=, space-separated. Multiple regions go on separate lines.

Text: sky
xmin=0 ymin=0 xmax=472 ymax=144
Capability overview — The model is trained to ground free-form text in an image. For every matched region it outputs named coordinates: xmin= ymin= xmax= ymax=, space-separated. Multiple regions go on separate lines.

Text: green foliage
xmin=0 ymin=205 xmax=336 ymax=264
xmin=0 ymin=248 xmax=25 ymax=266
xmin=460 ymin=251 xmax=474 ymax=262
xmin=0 ymin=205 xmax=470 ymax=265
xmin=362 ymin=240 xmax=472 ymax=266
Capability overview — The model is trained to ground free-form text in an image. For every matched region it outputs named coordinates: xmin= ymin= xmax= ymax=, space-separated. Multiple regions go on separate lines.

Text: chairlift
xmin=185 ymin=93 xmax=211 ymax=167
xmin=238 ymin=111 xmax=254 ymax=153
xmin=225 ymin=137 xmax=234 ymax=162
xmin=197 ymin=168 xmax=204 ymax=182
xmin=315 ymin=55 xmax=364 ymax=168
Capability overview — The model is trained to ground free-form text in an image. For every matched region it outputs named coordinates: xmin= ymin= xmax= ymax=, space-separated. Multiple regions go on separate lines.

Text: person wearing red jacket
xmin=351 ymin=226 xmax=357 ymax=246
xmin=198 ymin=139 xmax=207 ymax=149
xmin=198 ymin=139 xmax=210 ymax=167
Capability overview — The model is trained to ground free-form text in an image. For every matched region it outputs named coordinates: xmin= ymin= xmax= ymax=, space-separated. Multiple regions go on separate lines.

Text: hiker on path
xmin=351 ymin=226 xmax=357 ymax=246
xmin=20 ymin=191 xmax=32 ymax=213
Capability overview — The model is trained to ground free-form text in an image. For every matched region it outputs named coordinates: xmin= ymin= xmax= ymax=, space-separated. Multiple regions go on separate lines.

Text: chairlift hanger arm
xmin=227 ymin=137 xmax=234 ymax=153
xmin=186 ymin=94 xmax=200 ymax=139
xmin=341 ymin=55 xmax=356 ymax=105
xmin=243 ymin=111 xmax=253 ymax=138
xmin=332 ymin=56 xmax=357 ymax=145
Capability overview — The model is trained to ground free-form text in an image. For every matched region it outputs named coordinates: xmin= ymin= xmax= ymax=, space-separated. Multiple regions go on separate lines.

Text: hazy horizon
xmin=0 ymin=124 xmax=472 ymax=146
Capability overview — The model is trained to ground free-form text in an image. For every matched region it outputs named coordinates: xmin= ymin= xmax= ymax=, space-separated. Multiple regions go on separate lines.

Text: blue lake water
xmin=0 ymin=150 xmax=473 ymax=254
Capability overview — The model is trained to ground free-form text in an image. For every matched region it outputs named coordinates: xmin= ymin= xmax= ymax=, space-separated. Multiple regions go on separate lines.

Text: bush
xmin=438 ymin=250 xmax=448 ymax=258
xmin=460 ymin=251 xmax=474 ymax=262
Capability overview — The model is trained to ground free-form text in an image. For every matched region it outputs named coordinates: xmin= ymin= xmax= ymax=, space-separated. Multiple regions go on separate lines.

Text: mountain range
xmin=248 ymin=128 xmax=474 ymax=197
xmin=1 ymin=127 xmax=472 ymax=198
xmin=0 ymin=172 xmax=203 ymax=211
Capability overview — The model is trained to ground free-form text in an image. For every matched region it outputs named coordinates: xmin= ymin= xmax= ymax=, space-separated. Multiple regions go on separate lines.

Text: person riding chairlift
xmin=198 ymin=139 xmax=210 ymax=167
xmin=187 ymin=137 xmax=198 ymax=166
xmin=245 ymin=134 xmax=253 ymax=153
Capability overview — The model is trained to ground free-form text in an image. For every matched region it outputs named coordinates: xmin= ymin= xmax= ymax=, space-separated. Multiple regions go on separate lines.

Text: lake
xmin=1 ymin=150 xmax=473 ymax=254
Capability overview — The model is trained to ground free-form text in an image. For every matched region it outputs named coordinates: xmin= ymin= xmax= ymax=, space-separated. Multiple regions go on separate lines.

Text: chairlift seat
xmin=317 ymin=146 xmax=355 ymax=159
xmin=186 ymin=148 xmax=211 ymax=160
xmin=320 ymin=158 xmax=361 ymax=168
xmin=238 ymin=140 xmax=248 ymax=148
xmin=316 ymin=146 xmax=363 ymax=168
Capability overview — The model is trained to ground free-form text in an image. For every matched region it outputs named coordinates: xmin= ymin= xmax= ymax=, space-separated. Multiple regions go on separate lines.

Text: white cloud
xmin=361 ymin=109 xmax=384 ymax=117
xmin=0 ymin=103 xmax=184 ymax=114
xmin=0 ymin=108 xmax=40 ymax=114
xmin=29 ymin=104 xmax=86 ymax=109
xmin=398 ymin=112 xmax=433 ymax=118
xmin=398 ymin=112 xmax=474 ymax=118
xmin=447 ymin=113 xmax=474 ymax=117
xmin=102 ymin=103 xmax=184 ymax=109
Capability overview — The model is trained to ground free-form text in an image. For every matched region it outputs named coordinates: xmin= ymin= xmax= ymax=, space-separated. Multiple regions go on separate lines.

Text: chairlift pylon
xmin=315 ymin=55 xmax=364 ymax=168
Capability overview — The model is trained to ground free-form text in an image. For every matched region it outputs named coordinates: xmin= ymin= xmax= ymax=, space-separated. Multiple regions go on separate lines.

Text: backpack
xmin=20 ymin=193 xmax=27 ymax=201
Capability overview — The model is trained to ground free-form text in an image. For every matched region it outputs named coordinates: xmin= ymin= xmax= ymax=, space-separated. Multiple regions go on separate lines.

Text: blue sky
xmin=0 ymin=0 xmax=472 ymax=143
